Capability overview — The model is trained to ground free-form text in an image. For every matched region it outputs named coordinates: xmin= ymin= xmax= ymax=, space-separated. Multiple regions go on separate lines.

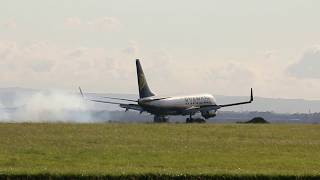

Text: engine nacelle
xmin=201 ymin=110 xmax=217 ymax=119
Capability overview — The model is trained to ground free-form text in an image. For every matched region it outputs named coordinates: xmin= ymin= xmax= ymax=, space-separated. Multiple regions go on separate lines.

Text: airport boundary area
xmin=0 ymin=123 xmax=319 ymax=179
xmin=0 ymin=174 xmax=320 ymax=180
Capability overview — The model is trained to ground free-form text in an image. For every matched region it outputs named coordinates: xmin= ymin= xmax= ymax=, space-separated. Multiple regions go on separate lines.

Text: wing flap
xmin=182 ymin=105 xmax=221 ymax=115
xmin=120 ymin=104 xmax=144 ymax=111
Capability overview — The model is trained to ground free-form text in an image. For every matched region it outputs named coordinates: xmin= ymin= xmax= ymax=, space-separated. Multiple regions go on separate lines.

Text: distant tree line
xmin=91 ymin=110 xmax=320 ymax=123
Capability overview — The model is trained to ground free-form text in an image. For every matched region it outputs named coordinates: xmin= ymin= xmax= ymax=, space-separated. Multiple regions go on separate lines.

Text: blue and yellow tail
xmin=136 ymin=59 xmax=155 ymax=98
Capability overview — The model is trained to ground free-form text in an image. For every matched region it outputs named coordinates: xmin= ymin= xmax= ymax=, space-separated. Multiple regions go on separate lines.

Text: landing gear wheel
xmin=186 ymin=118 xmax=206 ymax=123
xmin=154 ymin=116 xmax=169 ymax=123
xmin=195 ymin=118 xmax=206 ymax=123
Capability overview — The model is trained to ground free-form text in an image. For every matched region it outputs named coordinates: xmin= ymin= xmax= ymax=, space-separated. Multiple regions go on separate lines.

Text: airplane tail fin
xmin=136 ymin=59 xmax=155 ymax=98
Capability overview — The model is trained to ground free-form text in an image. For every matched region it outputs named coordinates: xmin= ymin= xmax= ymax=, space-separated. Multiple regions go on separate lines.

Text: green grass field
xmin=0 ymin=123 xmax=319 ymax=179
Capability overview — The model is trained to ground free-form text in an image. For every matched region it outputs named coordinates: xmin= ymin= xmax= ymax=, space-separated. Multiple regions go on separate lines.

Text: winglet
xmin=250 ymin=88 xmax=253 ymax=102
xmin=79 ymin=87 xmax=84 ymax=98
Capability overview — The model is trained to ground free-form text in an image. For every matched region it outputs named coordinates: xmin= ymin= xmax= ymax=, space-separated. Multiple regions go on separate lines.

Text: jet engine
xmin=201 ymin=110 xmax=217 ymax=119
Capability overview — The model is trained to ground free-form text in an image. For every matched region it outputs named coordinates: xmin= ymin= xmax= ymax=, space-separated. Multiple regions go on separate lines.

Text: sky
xmin=1 ymin=0 xmax=320 ymax=99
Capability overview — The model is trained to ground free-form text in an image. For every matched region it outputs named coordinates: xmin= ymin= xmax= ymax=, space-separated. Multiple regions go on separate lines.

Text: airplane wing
xmin=218 ymin=88 xmax=253 ymax=107
xmin=79 ymin=87 xmax=144 ymax=112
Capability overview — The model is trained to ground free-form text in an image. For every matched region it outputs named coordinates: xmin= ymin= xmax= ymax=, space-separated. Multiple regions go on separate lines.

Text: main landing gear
xmin=186 ymin=114 xmax=206 ymax=123
xmin=154 ymin=115 xmax=169 ymax=123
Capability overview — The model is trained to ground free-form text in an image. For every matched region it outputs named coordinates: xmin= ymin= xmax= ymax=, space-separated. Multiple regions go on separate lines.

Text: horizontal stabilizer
xmin=78 ymin=86 xmax=143 ymax=112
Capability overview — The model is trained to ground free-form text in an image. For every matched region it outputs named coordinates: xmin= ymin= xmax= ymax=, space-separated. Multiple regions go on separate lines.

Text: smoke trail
xmin=0 ymin=91 xmax=106 ymax=123
xmin=0 ymin=102 xmax=10 ymax=120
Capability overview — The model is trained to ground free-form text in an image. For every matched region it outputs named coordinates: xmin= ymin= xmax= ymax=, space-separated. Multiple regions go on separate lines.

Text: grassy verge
xmin=0 ymin=123 xmax=319 ymax=179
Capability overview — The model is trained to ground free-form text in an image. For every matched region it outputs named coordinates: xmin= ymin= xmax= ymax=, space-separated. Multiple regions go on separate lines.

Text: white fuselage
xmin=138 ymin=94 xmax=217 ymax=115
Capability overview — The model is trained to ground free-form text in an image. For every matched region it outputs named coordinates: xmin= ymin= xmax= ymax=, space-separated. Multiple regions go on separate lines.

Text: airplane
xmin=79 ymin=59 xmax=253 ymax=123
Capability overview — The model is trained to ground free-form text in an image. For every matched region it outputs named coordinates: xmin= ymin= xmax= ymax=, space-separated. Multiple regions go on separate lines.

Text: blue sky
xmin=1 ymin=0 xmax=320 ymax=99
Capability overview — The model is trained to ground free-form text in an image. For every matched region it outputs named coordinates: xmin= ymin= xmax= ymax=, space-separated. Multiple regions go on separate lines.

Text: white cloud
xmin=0 ymin=41 xmax=17 ymax=60
xmin=0 ymin=40 xmax=137 ymax=91
xmin=2 ymin=19 xmax=17 ymax=29
xmin=122 ymin=41 xmax=139 ymax=55
xmin=64 ymin=16 xmax=120 ymax=31
xmin=204 ymin=61 xmax=255 ymax=95
xmin=89 ymin=17 xmax=120 ymax=31
xmin=65 ymin=17 xmax=82 ymax=27
xmin=287 ymin=46 xmax=320 ymax=79
xmin=67 ymin=48 xmax=88 ymax=58
xmin=1 ymin=39 xmax=320 ymax=99
xmin=30 ymin=59 xmax=55 ymax=73
xmin=264 ymin=50 xmax=277 ymax=59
